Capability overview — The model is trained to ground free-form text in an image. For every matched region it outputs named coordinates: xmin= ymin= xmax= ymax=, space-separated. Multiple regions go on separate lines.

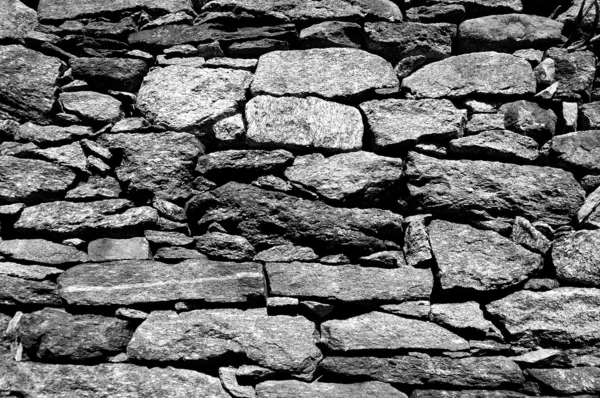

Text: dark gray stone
xmin=403 ymin=216 xmax=433 ymax=267
xmin=529 ymin=367 xmax=600 ymax=394
xmin=0 ymin=0 xmax=37 ymax=42
xmin=448 ymin=130 xmax=539 ymax=163
xmin=299 ymin=21 xmax=362 ymax=49
xmin=498 ymin=100 xmax=557 ymax=142
xmin=0 ymin=239 xmax=88 ymax=265
xmin=551 ymin=130 xmax=600 ymax=174
xmin=578 ymin=186 xmax=600 ymax=228
xmin=0 ymin=262 xmax=63 ymax=281
xmin=15 ymin=123 xmax=93 ymax=146
xmin=406 ymin=4 xmax=466 ymax=24
xmin=429 ymin=302 xmax=502 ymax=338
xmin=544 ymin=47 xmax=596 ymax=102
xmin=71 ymin=57 xmax=148 ymax=93
xmin=228 ymin=39 xmax=289 ymax=58
xmin=552 ymin=230 xmax=600 ymax=287
xmin=196 ymin=149 xmax=293 ymax=179
xmin=65 ymin=176 xmax=122 ymax=201
xmin=579 ymin=101 xmax=600 ymax=130
xmin=195 ymin=232 xmax=256 ymax=261
xmin=0 ymin=276 xmax=61 ymax=306
xmin=256 ymin=380 xmax=407 ymax=398
xmin=144 ymin=230 xmax=194 ymax=247
xmin=59 ymin=91 xmax=123 ymax=126
xmin=511 ymin=216 xmax=551 ymax=254
xmin=88 ymin=237 xmax=151 ymax=262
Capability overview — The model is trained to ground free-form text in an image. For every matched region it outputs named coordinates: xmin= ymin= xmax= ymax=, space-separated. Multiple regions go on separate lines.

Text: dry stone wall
xmin=1 ymin=0 xmax=600 ymax=396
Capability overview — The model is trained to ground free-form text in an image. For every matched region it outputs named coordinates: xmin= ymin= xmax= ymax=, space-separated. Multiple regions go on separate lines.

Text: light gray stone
xmin=448 ymin=129 xmax=539 ymax=163
xmin=552 ymin=230 xmax=600 ymax=286
xmin=0 ymin=0 xmax=37 ymax=41
xmin=254 ymin=245 xmax=318 ymax=263
xmin=15 ymin=123 xmax=93 ymax=146
xmin=0 ymin=239 xmax=88 ymax=265
xmin=380 ymin=301 xmax=431 ymax=320
xmin=65 ymin=176 xmax=122 ymax=201
xmin=299 ymin=21 xmax=362 ymax=49
xmin=551 ymin=130 xmax=600 ymax=173
xmin=430 ymin=302 xmax=502 ymax=338
xmin=256 ymin=380 xmax=407 ymax=398
xmin=511 ymin=216 xmax=551 ymax=254
xmin=195 ymin=232 xmax=255 ymax=261
xmin=545 ymin=47 xmax=596 ymax=102
xmin=59 ymin=91 xmax=123 ymax=126
xmin=529 ymin=367 xmax=600 ymax=394
xmin=88 ymin=237 xmax=151 ymax=262
xmin=28 ymin=142 xmax=88 ymax=173
xmin=0 ymin=262 xmax=62 ymax=280
xmin=578 ymin=186 xmax=600 ymax=228
xmin=196 ymin=149 xmax=293 ymax=178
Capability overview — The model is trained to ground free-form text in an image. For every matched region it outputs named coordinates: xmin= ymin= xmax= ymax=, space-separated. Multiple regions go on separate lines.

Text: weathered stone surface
xmin=429 ymin=220 xmax=542 ymax=292
xmin=535 ymin=57 xmax=556 ymax=87
xmin=403 ymin=216 xmax=433 ymax=267
xmin=0 ymin=45 xmax=62 ymax=124
xmin=299 ymin=21 xmax=362 ymax=49
xmin=529 ymin=367 xmax=600 ymax=394
xmin=545 ymin=48 xmax=596 ymax=102
xmin=402 ymin=52 xmax=536 ymax=99
xmin=195 ymin=232 xmax=256 ymax=261
xmin=1 ymin=0 xmax=36 ymax=42
xmin=59 ymin=91 xmax=123 ymax=126
xmin=430 ymin=302 xmax=501 ymax=337
xmin=14 ymin=123 xmax=93 ymax=146
xmin=487 ymin=287 xmax=600 ymax=346
xmin=426 ymin=0 xmax=523 ymax=17
xmin=448 ymin=130 xmax=539 ymax=163
xmin=405 ymin=152 xmax=585 ymax=226
xmin=144 ymin=230 xmax=194 ymax=247
xmin=580 ymin=102 xmax=600 ymax=130
xmin=321 ymin=311 xmax=469 ymax=352
xmin=465 ymin=113 xmax=505 ymax=135
xmin=228 ymin=39 xmax=289 ymax=58
xmin=58 ymin=259 xmax=265 ymax=306
xmin=0 ymin=262 xmax=62 ymax=280
xmin=320 ymin=355 xmax=524 ymax=387
xmin=406 ymin=4 xmax=466 ymax=23
xmin=204 ymin=57 xmax=257 ymax=71
xmin=154 ymin=247 xmax=206 ymax=261
xmin=88 ymin=237 xmax=151 ymax=262
xmin=552 ymin=230 xmax=600 ymax=287
xmin=246 ymin=95 xmax=363 ymax=153
xmin=360 ymin=99 xmax=466 ymax=152
xmin=71 ymin=57 xmax=148 ymax=93
xmin=256 ymin=380 xmax=407 ymax=398
xmin=137 ymin=65 xmax=251 ymax=131
xmin=551 ymin=130 xmax=600 ymax=173
xmin=0 ymin=362 xmax=230 ymax=397
xmin=127 ymin=309 xmax=322 ymax=380
xmin=19 ymin=308 xmax=133 ymax=361
xmin=197 ymin=149 xmax=293 ymax=179
xmin=457 ymin=14 xmax=563 ymax=53
xmin=251 ymin=48 xmax=399 ymax=101
xmin=578 ymin=186 xmax=600 ymax=228
xmin=411 ymin=390 xmax=529 ymax=398
xmin=0 ymin=156 xmax=76 ymax=204
xmin=14 ymin=200 xmax=158 ymax=239
xmin=498 ymin=100 xmax=557 ymax=143
xmin=66 ymin=176 xmax=122 ymax=201
xmin=0 ymin=276 xmax=61 ymax=306
xmin=380 ymin=301 xmax=431 ymax=319
xmin=511 ymin=216 xmax=551 ymax=254
xmin=284 ymin=151 xmax=402 ymax=205
xmin=267 ymin=262 xmax=432 ymax=303
xmin=195 ymin=182 xmax=403 ymax=255
xmin=0 ymin=239 xmax=88 ymax=265
xmin=254 ymin=245 xmax=318 ymax=263
xmin=27 ymin=142 xmax=88 ymax=173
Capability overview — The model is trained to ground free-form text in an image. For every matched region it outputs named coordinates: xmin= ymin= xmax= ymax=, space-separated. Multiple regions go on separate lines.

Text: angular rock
xmin=0 ymin=239 xmax=88 ymax=265
xmin=359 ymin=251 xmax=405 ymax=268
xmin=430 ymin=302 xmax=501 ymax=337
xmin=246 ymin=95 xmax=363 ymax=153
xmin=15 ymin=123 xmax=93 ymax=146
xmin=402 ymin=52 xmax=536 ymax=99
xmin=156 ymin=55 xmax=205 ymax=67
xmin=562 ymin=102 xmax=579 ymax=132
xmin=251 ymin=48 xmax=399 ymax=101
xmin=551 ymin=130 xmax=600 ymax=173
xmin=545 ymin=47 xmax=596 ymax=102
xmin=0 ymin=0 xmax=37 ymax=42
xmin=580 ymin=102 xmax=600 ymax=130
xmin=195 ymin=232 xmax=255 ymax=261
xmin=465 ymin=113 xmax=505 ymax=135
xmin=137 ymin=65 xmax=251 ymax=131
xmin=127 ymin=309 xmax=322 ymax=380
xmin=267 ymin=262 xmax=432 ymax=303
xmin=552 ymin=230 xmax=600 ymax=286
xmin=228 ymin=39 xmax=289 ymax=58
xmin=58 ymin=259 xmax=265 ymax=306
xmin=380 ymin=301 xmax=431 ymax=320
xmin=154 ymin=247 xmax=205 ymax=261
xmin=578 ymin=186 xmax=600 ymax=228
xmin=0 ymin=262 xmax=62 ymax=280
xmin=457 ymin=14 xmax=563 ymax=53
xmin=65 ymin=176 xmax=122 ymax=201
xmin=360 ymin=99 xmax=466 ymax=153
xmin=411 ymin=391 xmax=529 ymax=398
xmin=71 ymin=57 xmax=148 ymax=93
xmin=448 ymin=129 xmax=539 ymax=163
xmin=59 ymin=91 xmax=123 ymax=126
xmin=88 ymin=237 xmax=151 ymax=262
xmin=321 ymin=311 xmax=469 ymax=352
xmin=144 ymin=230 xmax=194 ymax=247
xmin=28 ymin=142 xmax=88 ymax=173
xmin=299 ymin=21 xmax=362 ymax=49
xmin=14 ymin=200 xmax=158 ymax=239
xmin=196 ymin=149 xmax=293 ymax=179
xmin=219 ymin=367 xmax=255 ymax=398
xmin=498 ymin=100 xmax=557 ymax=143
xmin=151 ymin=197 xmax=186 ymax=223
xmin=528 ymin=367 xmax=600 ymax=394
xmin=254 ymin=245 xmax=318 ymax=263
xmin=110 ymin=117 xmax=151 ymax=134
xmin=511 ymin=216 xmax=551 ymax=254
xmin=406 ymin=4 xmax=466 ymax=24
xmin=405 ymin=152 xmax=585 ymax=226
xmin=534 ymin=58 xmax=555 ymax=87
xmin=426 ymin=0 xmax=523 ymax=17
xmin=487 ymin=287 xmax=600 ymax=346
xmin=256 ymin=380 xmax=407 ymax=398
xmin=0 ymin=276 xmax=61 ymax=306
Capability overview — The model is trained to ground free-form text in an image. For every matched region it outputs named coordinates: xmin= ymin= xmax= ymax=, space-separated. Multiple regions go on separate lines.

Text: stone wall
xmin=1 ymin=0 xmax=600 ymax=396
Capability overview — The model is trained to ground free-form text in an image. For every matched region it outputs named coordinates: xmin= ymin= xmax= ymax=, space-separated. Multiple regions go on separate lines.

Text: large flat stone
xmin=425 ymin=0 xmax=523 ymax=17
xmin=402 ymin=52 xmax=535 ymax=99
xmin=448 ymin=130 xmax=539 ymax=163
xmin=58 ymin=259 xmax=266 ymax=306
xmin=59 ymin=91 xmax=124 ymax=126
xmin=245 ymin=95 xmax=364 ymax=152
xmin=71 ymin=57 xmax=148 ymax=93
xmin=0 ymin=276 xmax=61 ymax=306
xmin=529 ymin=367 xmax=600 ymax=394
xmin=88 ymin=237 xmax=151 ymax=262
xmin=266 ymin=262 xmax=433 ymax=303
xmin=544 ymin=47 xmax=596 ymax=102
xmin=14 ymin=123 xmax=93 ymax=146
xmin=405 ymin=152 xmax=585 ymax=227
xmin=0 ymin=262 xmax=63 ymax=281
xmin=196 ymin=149 xmax=294 ymax=179
xmin=552 ymin=230 xmax=600 ymax=287
xmin=0 ymin=0 xmax=37 ymax=42
xmin=127 ymin=309 xmax=322 ymax=380
xmin=256 ymin=380 xmax=407 ymax=398
xmin=0 ymin=239 xmax=88 ymax=265
xmin=251 ymin=48 xmax=399 ymax=101
xmin=411 ymin=391 xmax=530 ymax=398
xmin=551 ymin=130 xmax=600 ymax=174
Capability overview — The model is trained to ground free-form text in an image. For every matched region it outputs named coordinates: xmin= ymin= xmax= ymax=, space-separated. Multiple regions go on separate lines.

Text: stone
xmin=0 ymin=239 xmax=88 ymax=265
xmin=142 ymin=11 xmax=193 ymax=31
xmin=127 ymin=309 xmax=322 ymax=380
xmin=529 ymin=367 xmax=600 ymax=394
xmin=544 ymin=47 xmax=596 ymax=102
xmin=535 ymin=81 xmax=559 ymax=101
xmin=551 ymin=130 xmax=600 ymax=173
xmin=405 ymin=152 xmax=585 ymax=227
xmin=144 ymin=230 xmax=194 ymax=247
xmin=0 ymin=262 xmax=63 ymax=280
xmin=19 ymin=308 xmax=133 ymax=362
xmin=197 ymin=149 xmax=293 ymax=179
xmin=428 ymin=0 xmax=523 ymax=17
xmin=98 ymin=132 xmax=202 ymax=202
xmin=219 ymin=367 xmax=255 ymax=398
xmin=85 ymin=17 xmax=137 ymax=39
xmin=299 ymin=21 xmax=362 ymax=49
xmin=204 ymin=57 xmax=258 ymax=71
xmin=266 ymin=262 xmax=432 ymax=303
xmin=0 ymin=0 xmax=37 ymax=42
xmin=457 ymin=14 xmax=563 ymax=54
xmin=465 ymin=113 xmax=505 ymax=135
xmin=514 ymin=48 xmax=544 ymax=65
xmin=193 ymin=182 xmax=403 ymax=255
xmin=0 ymin=276 xmax=61 ymax=306
xmin=580 ymin=102 xmax=600 ymax=130
xmin=359 ymin=251 xmax=405 ymax=268
xmin=0 ymin=45 xmax=62 ymax=124
xmin=552 ymin=230 xmax=600 ymax=286
xmin=360 ymin=99 xmax=466 ymax=153
xmin=578 ymin=186 xmax=600 ymax=228
xmin=156 ymin=55 xmax=205 ymax=67
xmin=410 ymin=391 xmax=529 ymax=398
xmin=228 ymin=39 xmax=289 ymax=58
xmin=195 ymin=232 xmax=255 ymax=261
xmin=81 ymin=139 xmax=112 ymax=161
xmin=163 ymin=44 xmax=198 ymax=58
xmin=137 ymin=65 xmax=251 ymax=131
xmin=380 ymin=301 xmax=431 ymax=319
xmin=0 ymin=362 xmax=230 ymax=397
xmin=320 ymin=355 xmax=524 ymax=387
xmin=563 ymin=102 xmax=579 ymax=133
xmin=402 ymin=51 xmax=535 ymax=99
xmin=430 ymin=302 xmax=501 ymax=337
xmin=321 ymin=311 xmax=469 ymax=352
xmin=211 ymin=114 xmax=245 ymax=147
xmin=110 ymin=117 xmax=151 ymax=134
xmin=284 ymin=151 xmax=403 ymax=205
xmin=88 ymin=237 xmax=151 ymax=262
xmin=59 ymin=91 xmax=123 ymax=126
xmin=256 ymin=380 xmax=407 ymax=398
xmin=15 ymin=123 xmax=93 ymax=146
xmin=450 ymin=129 xmax=539 ymax=162
xmin=365 ymin=22 xmax=455 ymax=65
xmin=115 ymin=308 xmax=148 ymax=321
xmin=246 ymin=95 xmax=363 ymax=153
xmin=581 ymin=175 xmax=600 ymax=193
xmin=534 ymin=58 xmax=555 ymax=87
xmin=499 ymin=100 xmax=557 ymax=143
xmin=251 ymin=48 xmax=399 ymax=101
xmin=151 ymin=197 xmax=186 ymax=223
xmin=254 ymin=245 xmax=318 ymax=263
xmin=154 ymin=247 xmax=206 ymax=261
xmin=66 ymin=176 xmax=122 ymax=201
xmin=524 ymin=278 xmax=560 ymax=291
xmin=28 ymin=142 xmax=88 ymax=173
xmin=58 ymin=259 xmax=265 ymax=306
xmin=511 ymin=216 xmax=551 ymax=254
xmin=0 ymin=156 xmax=76 ymax=204
xmin=197 ymin=41 xmax=225 ymax=58
xmin=14 ymin=200 xmax=158 ymax=239
xmin=71 ymin=57 xmax=148 ymax=93
xmin=487 ymin=287 xmax=600 ymax=346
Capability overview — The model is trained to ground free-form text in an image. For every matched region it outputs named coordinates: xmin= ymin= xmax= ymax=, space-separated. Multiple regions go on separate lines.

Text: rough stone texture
xmin=28 ymin=142 xmax=88 ymax=174
xmin=0 ymin=262 xmax=62 ymax=280
xmin=256 ymin=380 xmax=407 ymax=398
xmin=411 ymin=391 xmax=530 ymax=398
xmin=405 ymin=152 xmax=585 ymax=227
xmin=37 ymin=0 xmax=192 ymax=21
xmin=58 ymin=259 xmax=265 ymax=306
xmin=497 ymin=100 xmax=557 ymax=143
xmin=127 ymin=309 xmax=322 ymax=380
xmin=71 ymin=57 xmax=148 ymax=93
xmin=0 ymin=0 xmax=37 ymax=41
xmin=426 ymin=0 xmax=523 ymax=17
xmin=579 ymin=101 xmax=600 ymax=130
xmin=403 ymin=216 xmax=433 ymax=267
xmin=0 ymin=276 xmax=62 ymax=306
xmin=429 ymin=302 xmax=501 ymax=337
xmin=545 ymin=48 xmax=596 ymax=102
xmin=251 ymin=48 xmax=399 ymax=101
xmin=59 ymin=91 xmax=123 ymax=126
xmin=511 ymin=216 xmax=551 ymax=254
xmin=448 ymin=130 xmax=539 ymax=163
xmin=88 ymin=237 xmax=151 ymax=262
xmin=195 ymin=232 xmax=256 ymax=261
xmin=299 ymin=21 xmax=362 ymax=49
xmin=14 ymin=123 xmax=93 ymax=146
xmin=551 ymin=130 xmax=600 ymax=174
xmin=65 ymin=176 xmax=122 ymax=201
xmin=254 ymin=245 xmax=318 ymax=263
xmin=578 ymin=186 xmax=600 ymax=228
xmin=402 ymin=52 xmax=536 ymax=99
xmin=246 ymin=95 xmax=364 ymax=153
xmin=0 ymin=239 xmax=88 ymax=265
xmin=552 ymin=230 xmax=600 ymax=287
xmin=196 ymin=149 xmax=294 ymax=178
xmin=528 ymin=367 xmax=600 ymax=394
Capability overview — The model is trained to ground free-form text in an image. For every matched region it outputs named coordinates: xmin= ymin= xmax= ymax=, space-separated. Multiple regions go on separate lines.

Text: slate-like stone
xmin=59 ymin=91 xmax=123 ymax=126
xmin=0 ymin=262 xmax=63 ymax=280
xmin=228 ymin=39 xmax=289 ymax=58
xmin=457 ymin=14 xmax=563 ymax=53
xmin=429 ymin=220 xmax=542 ymax=292
xmin=14 ymin=200 xmax=158 ymax=239
xmin=137 ymin=65 xmax=251 ymax=131
xmin=529 ymin=367 xmax=600 ymax=394
xmin=0 ymin=156 xmax=76 ymax=204
xmin=487 ymin=287 xmax=600 ymax=346
xmin=246 ymin=95 xmax=363 ymax=153
xmin=19 ymin=308 xmax=133 ymax=362
xmin=251 ymin=48 xmax=399 ymax=101
xmin=144 ymin=230 xmax=194 ymax=247
xmin=0 ymin=0 xmax=36 ymax=42
xmin=545 ymin=47 xmax=596 ymax=102
xmin=195 ymin=232 xmax=256 ymax=261
xmin=254 ymin=245 xmax=318 ymax=263
xmin=0 ymin=45 xmax=62 ymax=124
xmin=299 ymin=21 xmax=362 ymax=49
xmin=426 ymin=0 xmax=523 ymax=17
xmin=402 ymin=52 xmax=536 ymax=99
xmin=403 ymin=216 xmax=433 ymax=267
xmin=405 ymin=152 xmax=585 ymax=227
xmin=65 ymin=176 xmax=122 ymax=201
xmin=0 ymin=276 xmax=61 ymax=306
xmin=429 ymin=302 xmax=501 ymax=337
xmin=511 ymin=216 xmax=551 ymax=254
xmin=88 ymin=237 xmax=151 ymax=262
xmin=380 ymin=301 xmax=431 ymax=320
xmin=360 ymin=99 xmax=466 ymax=153
xmin=578 ymin=186 xmax=600 ymax=228
xmin=365 ymin=21 xmax=455 ymax=64
xmin=321 ymin=311 xmax=469 ymax=352
xmin=256 ymin=380 xmax=407 ymax=398
xmin=28 ymin=142 xmax=88 ymax=173
xmin=196 ymin=149 xmax=294 ymax=179
xmin=465 ymin=113 xmax=505 ymax=135
xmin=58 ymin=259 xmax=265 ymax=306
xmin=406 ymin=4 xmax=466 ymax=24
xmin=551 ymin=130 xmax=600 ymax=173
xmin=15 ymin=123 xmax=93 ymax=146
xmin=127 ymin=309 xmax=322 ymax=380
xmin=580 ymin=102 xmax=600 ymax=130
xmin=411 ymin=390 xmax=529 ymax=398
xmin=71 ymin=57 xmax=148 ymax=93
xmin=267 ymin=262 xmax=432 ymax=303
xmin=0 ymin=239 xmax=88 ymax=265
xmin=498 ymin=100 xmax=557 ymax=143
xmin=552 ymin=230 xmax=600 ymax=287
xmin=448 ymin=129 xmax=539 ymax=163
